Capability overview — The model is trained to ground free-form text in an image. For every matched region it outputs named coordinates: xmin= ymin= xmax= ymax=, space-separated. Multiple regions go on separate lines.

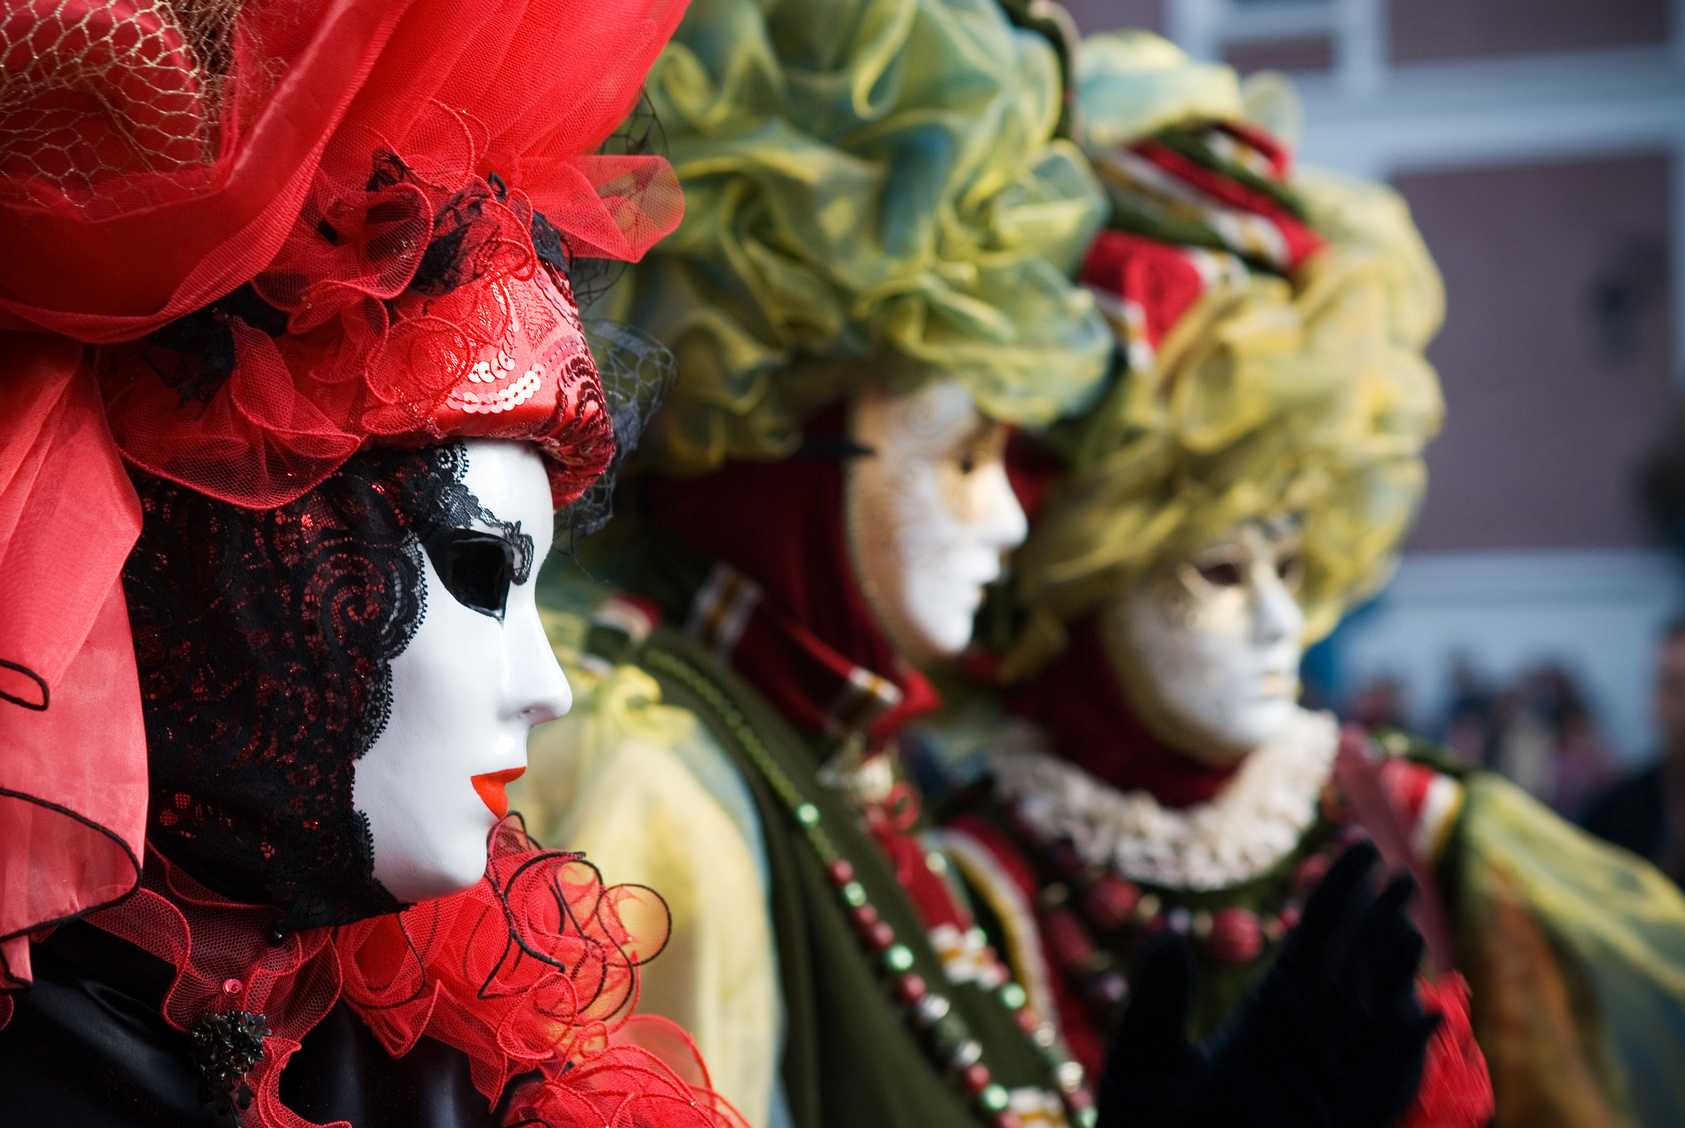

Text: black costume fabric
xmin=0 ymin=921 xmax=500 ymax=1128
xmin=1095 ymin=844 xmax=1435 ymax=1128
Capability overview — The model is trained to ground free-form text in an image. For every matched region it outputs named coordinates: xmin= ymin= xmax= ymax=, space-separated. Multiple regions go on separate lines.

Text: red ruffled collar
xmin=67 ymin=819 xmax=735 ymax=1128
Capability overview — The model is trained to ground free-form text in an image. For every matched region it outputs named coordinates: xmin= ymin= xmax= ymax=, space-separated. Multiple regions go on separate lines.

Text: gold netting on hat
xmin=0 ymin=0 xmax=249 ymax=209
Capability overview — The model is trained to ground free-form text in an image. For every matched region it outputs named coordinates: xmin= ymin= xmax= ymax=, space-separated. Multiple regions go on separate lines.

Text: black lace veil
xmin=124 ymin=444 xmax=528 ymax=929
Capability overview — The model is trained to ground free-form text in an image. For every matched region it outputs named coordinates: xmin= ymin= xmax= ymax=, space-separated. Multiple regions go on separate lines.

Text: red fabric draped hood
xmin=1009 ymin=616 xmax=1240 ymax=808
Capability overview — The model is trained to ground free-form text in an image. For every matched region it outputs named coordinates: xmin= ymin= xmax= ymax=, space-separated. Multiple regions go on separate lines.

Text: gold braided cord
xmin=615 ymin=0 xmax=1114 ymax=476
xmin=1002 ymin=36 xmax=1444 ymax=679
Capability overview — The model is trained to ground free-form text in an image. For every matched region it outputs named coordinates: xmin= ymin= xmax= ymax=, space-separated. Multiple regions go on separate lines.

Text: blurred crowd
xmin=1341 ymin=662 xmax=1601 ymax=815
xmin=1338 ymin=628 xmax=1685 ymax=886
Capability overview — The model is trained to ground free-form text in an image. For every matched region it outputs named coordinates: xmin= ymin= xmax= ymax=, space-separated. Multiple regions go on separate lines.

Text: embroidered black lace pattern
xmin=559 ymin=319 xmax=676 ymax=542
xmin=123 ymin=442 xmax=518 ymax=930
xmin=430 ymin=442 xmax=534 ymax=584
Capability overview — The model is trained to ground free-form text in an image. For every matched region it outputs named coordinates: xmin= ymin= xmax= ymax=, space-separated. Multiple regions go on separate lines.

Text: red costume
xmin=0 ymin=3 xmax=744 ymax=1125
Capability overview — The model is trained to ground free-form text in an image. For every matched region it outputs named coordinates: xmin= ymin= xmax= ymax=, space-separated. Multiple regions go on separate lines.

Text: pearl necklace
xmin=989 ymin=708 xmax=1337 ymax=891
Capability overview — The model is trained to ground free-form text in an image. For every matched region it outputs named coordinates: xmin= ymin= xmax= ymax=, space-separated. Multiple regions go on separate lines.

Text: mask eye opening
xmin=1195 ymin=560 xmax=1245 ymax=587
xmin=1276 ymin=551 xmax=1304 ymax=588
xmin=422 ymin=528 xmax=516 ymax=621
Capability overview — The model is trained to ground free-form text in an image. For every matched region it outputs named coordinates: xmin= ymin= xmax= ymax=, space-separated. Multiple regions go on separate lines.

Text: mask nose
xmin=975 ymin=462 xmax=1029 ymax=554
xmin=503 ymin=603 xmax=572 ymax=726
xmin=1250 ymin=561 xmax=1306 ymax=649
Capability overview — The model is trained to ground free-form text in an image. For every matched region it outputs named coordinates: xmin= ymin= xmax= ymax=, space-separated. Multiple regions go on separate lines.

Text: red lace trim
xmin=97 ymin=159 xmax=613 ymax=510
xmin=82 ymin=818 xmax=741 ymax=1128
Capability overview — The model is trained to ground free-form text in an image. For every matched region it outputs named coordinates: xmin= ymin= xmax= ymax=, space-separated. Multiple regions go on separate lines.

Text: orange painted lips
xmin=471 ymin=767 xmax=527 ymax=818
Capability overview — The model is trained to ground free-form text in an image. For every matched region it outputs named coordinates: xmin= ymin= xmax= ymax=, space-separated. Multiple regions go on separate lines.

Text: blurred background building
xmin=1063 ymin=0 xmax=1685 ymax=812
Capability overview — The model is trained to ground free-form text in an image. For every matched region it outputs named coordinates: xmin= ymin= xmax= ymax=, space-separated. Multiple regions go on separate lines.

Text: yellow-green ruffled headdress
xmin=1004 ymin=32 xmax=1445 ymax=677
xmin=618 ymin=0 xmax=1115 ymax=475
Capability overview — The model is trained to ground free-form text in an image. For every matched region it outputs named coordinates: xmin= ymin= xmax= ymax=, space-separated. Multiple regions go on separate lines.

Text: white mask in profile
xmin=1102 ymin=519 xmax=1306 ymax=766
xmin=845 ymin=380 xmax=1028 ymax=665
xmin=353 ymin=439 xmax=572 ymax=902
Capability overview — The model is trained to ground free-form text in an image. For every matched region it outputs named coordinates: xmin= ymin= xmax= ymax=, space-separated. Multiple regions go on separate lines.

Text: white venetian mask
xmin=845 ymin=379 xmax=1028 ymax=665
xmin=1102 ymin=518 xmax=1307 ymax=766
xmin=352 ymin=439 xmax=572 ymax=902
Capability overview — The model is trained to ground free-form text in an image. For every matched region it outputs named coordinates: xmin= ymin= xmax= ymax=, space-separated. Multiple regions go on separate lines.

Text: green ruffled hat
xmin=612 ymin=0 xmax=1115 ymax=475
xmin=1001 ymin=32 xmax=1445 ymax=677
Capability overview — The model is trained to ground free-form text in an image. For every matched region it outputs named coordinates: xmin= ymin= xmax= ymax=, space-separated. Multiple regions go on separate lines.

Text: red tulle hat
xmin=0 ymin=0 xmax=686 ymax=986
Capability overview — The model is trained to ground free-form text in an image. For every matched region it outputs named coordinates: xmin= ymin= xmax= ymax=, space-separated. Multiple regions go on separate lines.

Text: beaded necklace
xmin=1013 ymin=808 xmax=1359 ymax=1030
xmin=986 ymin=751 xmax=1364 ymax=1039
xmin=643 ymin=647 xmax=1096 ymax=1128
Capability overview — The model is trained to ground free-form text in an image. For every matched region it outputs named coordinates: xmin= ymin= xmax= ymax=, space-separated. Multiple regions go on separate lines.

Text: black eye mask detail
xmin=126 ymin=440 xmax=545 ymax=930
xmin=425 ymin=443 xmax=536 ymax=615
xmin=422 ymin=528 xmax=516 ymax=620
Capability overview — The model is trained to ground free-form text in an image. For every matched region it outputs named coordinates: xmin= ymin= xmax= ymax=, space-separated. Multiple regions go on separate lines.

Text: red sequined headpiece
xmin=97 ymin=152 xmax=621 ymax=509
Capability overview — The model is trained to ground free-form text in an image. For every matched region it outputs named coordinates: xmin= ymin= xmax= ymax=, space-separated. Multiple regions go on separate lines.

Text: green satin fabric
xmin=619 ymin=0 xmax=1113 ymax=475
xmin=1450 ymin=772 xmax=1685 ymax=1128
xmin=1075 ymin=30 xmax=1245 ymax=149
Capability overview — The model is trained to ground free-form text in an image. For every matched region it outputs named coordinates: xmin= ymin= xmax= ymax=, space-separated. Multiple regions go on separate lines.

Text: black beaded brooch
xmin=188 ymin=1009 xmax=271 ymax=1124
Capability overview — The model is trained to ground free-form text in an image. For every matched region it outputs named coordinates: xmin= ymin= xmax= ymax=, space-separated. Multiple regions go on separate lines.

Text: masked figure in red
xmin=0 ymin=3 xmax=748 ymax=1126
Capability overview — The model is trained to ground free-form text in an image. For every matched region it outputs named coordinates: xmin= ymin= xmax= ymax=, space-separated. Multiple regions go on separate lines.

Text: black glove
xmin=1095 ymin=841 xmax=1437 ymax=1128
